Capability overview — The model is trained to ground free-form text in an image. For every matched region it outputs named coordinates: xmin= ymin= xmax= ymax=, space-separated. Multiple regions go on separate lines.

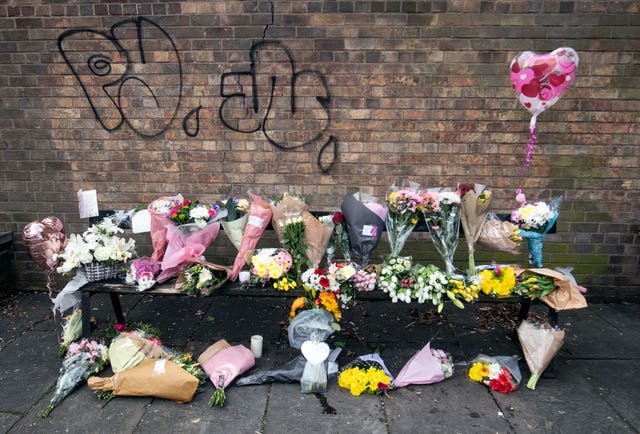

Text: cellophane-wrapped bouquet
xmin=385 ymin=185 xmax=425 ymax=257
xmin=422 ymin=189 xmax=461 ymax=275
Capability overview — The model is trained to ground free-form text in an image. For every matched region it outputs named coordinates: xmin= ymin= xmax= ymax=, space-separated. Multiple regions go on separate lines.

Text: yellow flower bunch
xmin=448 ymin=278 xmax=481 ymax=303
xmin=479 ymin=265 xmax=516 ymax=298
xmin=289 ymin=291 xmax=341 ymax=322
xmin=468 ymin=361 xmax=490 ymax=382
xmin=319 ymin=291 xmax=342 ymax=322
xmin=273 ymin=276 xmax=297 ymax=292
xmin=338 ymin=362 xmax=391 ymax=396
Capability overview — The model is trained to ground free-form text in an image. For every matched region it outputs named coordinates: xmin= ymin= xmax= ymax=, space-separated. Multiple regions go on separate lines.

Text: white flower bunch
xmin=189 ymin=204 xmax=213 ymax=228
xmin=55 ymin=218 xmax=136 ymax=274
xmin=413 ymin=264 xmax=448 ymax=305
xmin=438 ymin=191 xmax=462 ymax=206
xmin=514 ymin=201 xmax=555 ymax=232
xmin=379 ymin=256 xmax=414 ymax=303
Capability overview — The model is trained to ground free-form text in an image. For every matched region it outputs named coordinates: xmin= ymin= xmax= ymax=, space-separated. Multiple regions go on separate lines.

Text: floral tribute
xmin=125 ymin=257 xmax=161 ymax=291
xmin=42 ymin=338 xmax=109 ymax=417
xmin=327 ymin=262 xmax=357 ymax=305
xmin=249 ymin=248 xmax=297 ymax=291
xmin=180 ymin=263 xmax=228 ymax=296
xmin=352 ymin=264 xmax=378 ymax=293
xmin=459 ymin=183 xmax=492 ymax=278
xmin=467 ymin=355 xmax=521 ymax=394
xmin=55 ymin=218 xmax=136 ymax=274
xmin=422 ymin=189 xmax=462 ymax=275
xmin=168 ymin=200 xmax=218 ymax=227
xmin=478 ymin=264 xmax=517 ymax=298
xmin=290 ymin=270 xmax=342 ymax=323
xmin=378 ymin=256 xmax=416 ymax=303
xmin=338 ymin=358 xmax=392 ymax=396
xmin=385 ymin=186 xmax=426 ymax=257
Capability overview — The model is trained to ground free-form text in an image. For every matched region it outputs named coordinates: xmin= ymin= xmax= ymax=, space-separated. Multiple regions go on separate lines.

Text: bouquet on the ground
xmin=338 ymin=354 xmax=392 ymax=396
xmin=42 ymin=338 xmax=109 ymax=417
xmin=446 ymin=276 xmax=481 ymax=309
xmin=178 ymin=263 xmax=229 ymax=296
xmin=412 ymin=263 xmax=449 ymax=310
xmin=385 ymin=184 xmax=426 ymax=257
xmin=300 ymin=334 xmax=332 ymax=393
xmin=459 ymin=184 xmax=492 ymax=278
xmin=88 ymin=358 xmax=200 ymax=404
xmin=478 ymin=213 xmax=521 ymax=255
xmin=230 ymin=193 xmax=273 ymax=280
xmin=57 ymin=307 xmax=83 ymax=357
xmin=157 ymin=197 xmax=224 ymax=282
xmin=515 ymin=268 xmax=587 ymax=310
xmin=352 ymin=264 xmax=378 ymax=292
xmin=199 ymin=340 xmax=255 ymax=408
xmin=271 ymin=192 xmax=332 ymax=271
xmin=108 ymin=328 xmax=170 ymax=373
xmin=217 ymin=197 xmax=250 ymax=250
xmin=288 ymin=281 xmax=342 ymax=350
xmin=125 ymin=257 xmax=161 ymax=291
xmin=422 ymin=188 xmax=462 ymax=275
xmin=478 ymin=264 xmax=517 ymax=298
xmin=378 ymin=256 xmax=416 ymax=303
xmin=467 ymin=354 xmax=521 ymax=393
xmin=517 ymin=320 xmax=565 ymax=390
xmin=510 ymin=194 xmax=563 ymax=268
xmin=55 ymin=217 xmax=136 ymax=275
xmin=341 ymin=192 xmax=388 ymax=266
xmin=393 ymin=342 xmax=454 ymax=387
xmin=248 ymin=248 xmax=297 ymax=291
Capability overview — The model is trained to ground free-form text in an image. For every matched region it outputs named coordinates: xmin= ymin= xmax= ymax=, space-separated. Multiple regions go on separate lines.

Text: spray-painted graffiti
xmin=58 ymin=17 xmax=182 ymax=138
xmin=58 ymin=17 xmax=337 ymax=172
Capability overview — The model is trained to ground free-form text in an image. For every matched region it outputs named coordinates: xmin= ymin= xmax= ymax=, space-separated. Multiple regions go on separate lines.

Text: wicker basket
xmin=83 ymin=262 xmax=119 ymax=282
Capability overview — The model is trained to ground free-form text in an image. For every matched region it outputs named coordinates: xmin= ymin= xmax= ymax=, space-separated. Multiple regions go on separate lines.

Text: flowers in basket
xmin=248 ymin=248 xmax=297 ymax=291
xmin=510 ymin=194 xmax=563 ymax=268
xmin=42 ymin=338 xmax=109 ymax=417
xmin=467 ymin=355 xmax=521 ymax=393
xmin=338 ymin=357 xmax=392 ymax=396
xmin=217 ymin=197 xmax=250 ymax=250
xmin=125 ymin=257 xmax=161 ymax=291
xmin=385 ymin=185 xmax=426 ymax=257
xmin=478 ymin=264 xmax=517 ymax=298
xmin=458 ymin=184 xmax=492 ymax=278
xmin=55 ymin=218 xmax=136 ymax=279
xmin=179 ymin=263 xmax=229 ymax=296
xmin=422 ymin=189 xmax=462 ymax=275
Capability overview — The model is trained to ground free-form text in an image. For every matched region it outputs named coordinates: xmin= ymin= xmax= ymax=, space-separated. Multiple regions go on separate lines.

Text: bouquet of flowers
xmin=57 ymin=307 xmax=83 ymax=357
xmin=352 ymin=264 xmax=378 ymax=292
xmin=55 ymin=217 xmax=136 ymax=277
xmin=515 ymin=268 xmax=588 ymax=311
xmin=517 ymin=320 xmax=565 ymax=390
xmin=413 ymin=264 xmax=449 ymax=309
xmin=148 ymin=194 xmax=183 ymax=262
xmin=514 ymin=269 xmax=557 ymax=300
xmin=42 ymin=338 xmax=109 ymax=417
xmin=178 ymin=263 xmax=229 ymax=296
xmin=248 ymin=248 xmax=297 ymax=291
xmin=478 ymin=213 xmax=521 ymax=255
xmin=230 ymin=193 xmax=273 ymax=280
xmin=217 ymin=197 xmax=250 ymax=250
xmin=341 ymin=192 xmax=388 ymax=266
xmin=478 ymin=264 xmax=517 ymax=298
xmin=459 ymin=184 xmax=492 ymax=278
xmin=511 ymin=194 xmax=563 ymax=267
xmin=467 ymin=354 xmax=521 ymax=394
xmin=422 ymin=188 xmax=462 ymax=275
xmin=385 ymin=185 xmax=425 ymax=257
xmin=271 ymin=192 xmax=332 ymax=270
xmin=320 ymin=212 xmax=352 ymax=264
xmin=199 ymin=341 xmax=255 ymax=408
xmin=378 ymin=256 xmax=416 ymax=303
xmin=393 ymin=342 xmax=454 ymax=387
xmin=338 ymin=356 xmax=392 ymax=396
xmin=327 ymin=262 xmax=357 ymax=305
xmin=125 ymin=257 xmax=161 ymax=291
xmin=446 ymin=276 xmax=481 ymax=309
xmin=288 ymin=301 xmax=339 ymax=349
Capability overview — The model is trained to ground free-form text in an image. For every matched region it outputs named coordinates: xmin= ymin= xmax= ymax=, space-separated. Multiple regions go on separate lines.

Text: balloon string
xmin=515 ymin=117 xmax=538 ymax=209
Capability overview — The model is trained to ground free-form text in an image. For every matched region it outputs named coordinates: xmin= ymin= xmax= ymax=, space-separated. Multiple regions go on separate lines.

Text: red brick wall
xmin=1 ymin=1 xmax=638 ymax=299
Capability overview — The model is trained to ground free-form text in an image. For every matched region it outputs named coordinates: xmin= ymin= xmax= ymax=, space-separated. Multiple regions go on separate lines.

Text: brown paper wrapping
xmin=518 ymin=268 xmax=588 ymax=311
xmin=460 ymin=190 xmax=492 ymax=252
xmin=197 ymin=339 xmax=231 ymax=366
xmin=87 ymin=359 xmax=199 ymax=403
xmin=478 ymin=218 xmax=521 ymax=255
xmin=517 ymin=320 xmax=565 ymax=379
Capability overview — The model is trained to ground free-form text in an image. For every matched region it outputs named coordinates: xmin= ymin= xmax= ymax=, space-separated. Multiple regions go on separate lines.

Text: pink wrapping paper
xmin=148 ymin=194 xmax=183 ymax=263
xmin=202 ymin=345 xmax=255 ymax=389
xmin=392 ymin=342 xmax=445 ymax=387
xmin=230 ymin=194 xmax=272 ymax=280
xmin=157 ymin=222 xmax=221 ymax=283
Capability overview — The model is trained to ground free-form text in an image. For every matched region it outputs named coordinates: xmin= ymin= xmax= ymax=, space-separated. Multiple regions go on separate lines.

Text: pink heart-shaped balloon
xmin=22 ymin=216 xmax=65 ymax=271
xmin=510 ymin=47 xmax=579 ymax=116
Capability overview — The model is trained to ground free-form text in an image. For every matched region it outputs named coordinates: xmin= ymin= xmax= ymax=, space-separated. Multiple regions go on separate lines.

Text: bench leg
xmin=110 ymin=292 xmax=126 ymax=324
xmin=81 ymin=291 xmax=92 ymax=338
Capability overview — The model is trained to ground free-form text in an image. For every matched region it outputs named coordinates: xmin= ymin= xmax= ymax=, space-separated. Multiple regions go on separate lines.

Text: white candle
xmin=239 ymin=270 xmax=251 ymax=283
xmin=250 ymin=335 xmax=263 ymax=358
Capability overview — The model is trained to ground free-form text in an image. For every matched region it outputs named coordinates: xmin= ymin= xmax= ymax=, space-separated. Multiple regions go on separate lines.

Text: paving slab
xmin=0 ymin=292 xmax=54 ymax=349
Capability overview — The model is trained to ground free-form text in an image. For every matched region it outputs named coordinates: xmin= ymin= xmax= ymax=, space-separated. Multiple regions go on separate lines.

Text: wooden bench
xmin=79 ymin=210 xmax=557 ymax=338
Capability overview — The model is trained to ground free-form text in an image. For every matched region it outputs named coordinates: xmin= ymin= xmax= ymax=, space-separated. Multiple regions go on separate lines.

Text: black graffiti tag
xmin=58 ymin=17 xmax=183 ymax=138
xmin=220 ymin=40 xmax=337 ymax=172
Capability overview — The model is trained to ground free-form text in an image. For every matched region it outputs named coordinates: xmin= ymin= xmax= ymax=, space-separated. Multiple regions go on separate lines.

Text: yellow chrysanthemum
xmin=468 ymin=362 xmax=489 ymax=382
